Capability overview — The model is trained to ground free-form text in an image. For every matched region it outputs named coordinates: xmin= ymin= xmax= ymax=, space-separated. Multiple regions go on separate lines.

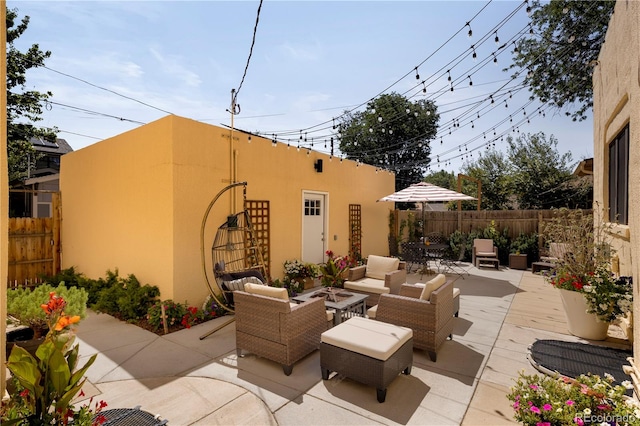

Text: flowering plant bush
xmin=542 ymin=208 xmax=633 ymax=322
xmin=270 ymin=277 xmax=304 ymax=297
xmin=319 ymin=250 xmax=358 ymax=288
xmin=283 ymin=259 xmax=319 ymax=280
xmin=507 ymin=371 xmax=639 ymax=425
xmin=1 ymin=292 xmax=106 ymax=425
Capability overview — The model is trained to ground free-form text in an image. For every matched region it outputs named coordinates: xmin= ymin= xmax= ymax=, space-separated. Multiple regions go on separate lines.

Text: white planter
xmin=558 ymin=288 xmax=609 ymax=340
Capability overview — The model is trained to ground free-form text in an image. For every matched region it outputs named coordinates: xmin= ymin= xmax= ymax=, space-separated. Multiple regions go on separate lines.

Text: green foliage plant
xmin=146 ymin=300 xmax=187 ymax=331
xmin=270 ymin=277 xmax=304 ymax=297
xmin=510 ymin=232 xmax=539 ymax=265
xmin=7 ymin=283 xmax=88 ymax=337
xmin=42 ymin=267 xmax=110 ymax=306
xmin=91 ymin=270 xmax=160 ymax=321
xmin=319 ymin=250 xmax=358 ymax=288
xmin=283 ymin=259 xmax=319 ymax=280
xmin=2 ymin=292 xmax=106 ymax=425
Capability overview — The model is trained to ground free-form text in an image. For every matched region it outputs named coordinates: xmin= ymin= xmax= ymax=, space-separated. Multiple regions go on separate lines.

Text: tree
xmin=6 ymin=7 xmax=56 ymax=184
xmin=511 ymin=0 xmax=614 ymax=121
xmin=424 ymin=170 xmax=456 ymax=190
xmin=461 ymin=149 xmax=513 ymax=210
xmin=338 ymin=93 xmax=439 ymax=191
xmin=507 ymin=132 xmax=575 ymax=209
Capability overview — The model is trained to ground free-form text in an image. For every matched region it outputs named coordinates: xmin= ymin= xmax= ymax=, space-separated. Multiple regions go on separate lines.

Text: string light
xmin=414 ymin=66 xmax=420 ymax=80
xmin=494 ymin=31 xmax=500 ymax=45
xmin=468 ymin=75 xmax=473 ymax=86
xmin=466 ymin=21 xmax=472 ymax=37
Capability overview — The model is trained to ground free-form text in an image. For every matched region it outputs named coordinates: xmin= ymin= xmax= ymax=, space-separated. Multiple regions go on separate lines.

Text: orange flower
xmin=54 ymin=315 xmax=80 ymax=331
xmin=42 ymin=292 xmax=66 ymax=315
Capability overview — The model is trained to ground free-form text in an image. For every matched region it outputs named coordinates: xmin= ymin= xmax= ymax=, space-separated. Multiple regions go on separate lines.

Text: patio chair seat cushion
xmin=344 ymin=278 xmax=391 ymax=295
xmin=453 ymin=287 xmax=460 ymax=299
xmin=321 ymin=317 xmax=412 ymax=361
xmin=476 ymin=251 xmax=497 ymax=258
xmin=244 ymin=282 xmax=289 ymax=301
xmin=419 ymin=274 xmax=447 ymax=301
xmin=365 ymin=255 xmax=400 ymax=280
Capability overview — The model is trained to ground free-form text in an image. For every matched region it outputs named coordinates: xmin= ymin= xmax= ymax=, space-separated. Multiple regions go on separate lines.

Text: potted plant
xmin=319 ymin=250 xmax=357 ymax=288
xmin=6 ymin=283 xmax=88 ymax=357
xmin=506 ymin=370 xmax=639 ymax=425
xmin=283 ymin=259 xmax=319 ymax=290
xmin=1 ymin=292 xmax=107 ymax=425
xmin=541 ymin=208 xmax=633 ymax=340
xmin=509 ymin=232 xmax=539 ymax=269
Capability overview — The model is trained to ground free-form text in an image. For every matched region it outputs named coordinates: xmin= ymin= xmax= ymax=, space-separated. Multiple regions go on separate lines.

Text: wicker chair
xmin=344 ymin=255 xmax=406 ymax=308
xmin=472 ymin=239 xmax=498 ymax=267
xmin=234 ymin=289 xmax=327 ymax=375
xmin=374 ymin=278 xmax=454 ymax=362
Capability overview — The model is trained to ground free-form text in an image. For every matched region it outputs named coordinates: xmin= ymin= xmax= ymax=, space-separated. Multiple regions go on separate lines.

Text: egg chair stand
xmin=199 ymin=181 xmax=267 ymax=340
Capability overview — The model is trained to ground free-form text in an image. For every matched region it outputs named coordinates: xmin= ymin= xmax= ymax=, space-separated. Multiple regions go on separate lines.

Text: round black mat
xmin=529 ymin=339 xmax=632 ymax=390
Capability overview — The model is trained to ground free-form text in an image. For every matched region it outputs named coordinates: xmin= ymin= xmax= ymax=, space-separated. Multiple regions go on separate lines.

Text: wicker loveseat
xmin=344 ymin=255 xmax=406 ymax=307
xmin=373 ymin=274 xmax=454 ymax=362
xmin=234 ymin=283 xmax=327 ymax=375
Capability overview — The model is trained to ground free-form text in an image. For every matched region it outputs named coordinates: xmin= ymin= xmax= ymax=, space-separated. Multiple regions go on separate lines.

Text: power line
xmin=233 ymin=0 xmax=264 ymax=106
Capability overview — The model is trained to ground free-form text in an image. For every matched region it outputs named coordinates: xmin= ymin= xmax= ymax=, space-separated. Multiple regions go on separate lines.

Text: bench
xmin=320 ymin=316 xmax=413 ymax=403
xmin=477 ymin=257 xmax=499 ymax=269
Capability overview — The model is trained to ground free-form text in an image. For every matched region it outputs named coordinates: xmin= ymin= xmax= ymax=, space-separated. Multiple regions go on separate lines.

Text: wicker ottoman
xmin=320 ymin=316 xmax=413 ymax=403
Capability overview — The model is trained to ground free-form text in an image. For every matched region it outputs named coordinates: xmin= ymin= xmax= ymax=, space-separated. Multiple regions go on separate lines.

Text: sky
xmin=8 ymin=0 xmax=594 ymax=175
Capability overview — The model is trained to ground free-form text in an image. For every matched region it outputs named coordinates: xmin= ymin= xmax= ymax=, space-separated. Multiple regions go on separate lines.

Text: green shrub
xmin=146 ymin=300 xmax=187 ymax=331
xmin=510 ymin=232 xmax=539 ymax=265
xmin=91 ymin=270 xmax=160 ymax=321
xmin=7 ymin=283 xmax=88 ymax=336
xmin=42 ymin=267 xmax=109 ymax=305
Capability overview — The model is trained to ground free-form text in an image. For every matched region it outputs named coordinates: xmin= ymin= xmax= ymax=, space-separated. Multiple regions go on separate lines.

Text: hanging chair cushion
xmin=244 ymin=282 xmax=289 ymax=301
xmin=223 ymin=276 xmax=264 ymax=293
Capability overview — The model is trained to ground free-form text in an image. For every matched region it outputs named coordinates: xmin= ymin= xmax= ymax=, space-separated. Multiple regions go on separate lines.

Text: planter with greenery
xmin=542 ymin=208 xmax=633 ymax=339
xmin=1 ymin=292 xmax=107 ymax=425
xmin=319 ymin=250 xmax=358 ymax=288
xmin=7 ymin=283 xmax=88 ymax=339
xmin=283 ymin=259 xmax=319 ymax=290
xmin=507 ymin=371 xmax=639 ymax=425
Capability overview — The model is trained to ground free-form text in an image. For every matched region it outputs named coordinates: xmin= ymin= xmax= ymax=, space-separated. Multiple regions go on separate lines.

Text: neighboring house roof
xmin=24 ymin=173 xmax=60 ymax=186
xmin=30 ymin=137 xmax=74 ymax=155
xmin=573 ymin=158 xmax=593 ymax=176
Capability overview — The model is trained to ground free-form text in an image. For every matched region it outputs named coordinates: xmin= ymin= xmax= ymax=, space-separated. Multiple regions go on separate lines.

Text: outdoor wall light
xmin=314 ymin=159 xmax=323 ymax=173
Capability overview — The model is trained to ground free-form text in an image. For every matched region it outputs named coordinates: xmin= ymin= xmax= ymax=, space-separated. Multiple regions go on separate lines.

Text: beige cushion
xmin=244 ymin=282 xmax=289 ymax=301
xmin=476 ymin=251 xmax=497 ymax=257
xmin=419 ymin=274 xmax=447 ymax=300
xmin=320 ymin=317 xmax=412 ymax=361
xmin=365 ymin=255 xmax=400 ymax=280
xmin=453 ymin=287 xmax=460 ymax=299
xmin=474 ymin=239 xmax=494 ymax=253
xmin=326 ymin=310 xmax=335 ymax=323
xmin=344 ymin=278 xmax=391 ymax=295
xmin=367 ymin=304 xmax=378 ymax=319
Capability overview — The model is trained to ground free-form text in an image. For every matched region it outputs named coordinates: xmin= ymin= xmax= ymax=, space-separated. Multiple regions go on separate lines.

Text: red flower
xmin=19 ymin=389 xmax=29 ymax=398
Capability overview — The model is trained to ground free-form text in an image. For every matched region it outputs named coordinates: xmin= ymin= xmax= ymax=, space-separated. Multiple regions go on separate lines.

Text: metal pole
xmin=229 ymin=89 xmax=236 ymax=215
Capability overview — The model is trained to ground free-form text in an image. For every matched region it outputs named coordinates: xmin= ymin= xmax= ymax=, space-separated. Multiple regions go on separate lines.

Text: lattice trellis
xmin=349 ymin=204 xmax=362 ymax=261
xmin=245 ymin=200 xmax=271 ymax=280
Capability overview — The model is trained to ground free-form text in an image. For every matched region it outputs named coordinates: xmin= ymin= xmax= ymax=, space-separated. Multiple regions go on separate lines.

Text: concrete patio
xmin=69 ymin=264 xmax=631 ymax=425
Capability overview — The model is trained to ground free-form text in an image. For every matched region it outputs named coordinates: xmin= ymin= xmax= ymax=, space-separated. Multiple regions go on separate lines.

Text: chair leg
xmin=428 ymin=351 xmax=437 ymax=362
xmin=282 ymin=364 xmax=294 ymax=376
xmin=376 ymin=388 xmax=387 ymax=403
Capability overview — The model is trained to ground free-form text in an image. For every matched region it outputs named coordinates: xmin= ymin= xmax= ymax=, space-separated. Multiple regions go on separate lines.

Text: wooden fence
xmin=393 ymin=208 xmax=591 ymax=241
xmin=7 ymin=193 xmax=61 ymax=286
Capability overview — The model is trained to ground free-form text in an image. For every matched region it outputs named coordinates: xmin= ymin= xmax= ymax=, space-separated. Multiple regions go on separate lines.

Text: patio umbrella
xmin=378 ymin=182 xmax=476 ymax=239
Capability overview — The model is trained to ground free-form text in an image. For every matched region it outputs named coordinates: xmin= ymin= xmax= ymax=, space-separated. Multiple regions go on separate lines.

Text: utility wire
xmin=233 ymin=0 xmax=264 ymax=106
xmin=43 ymin=66 xmax=174 ymax=115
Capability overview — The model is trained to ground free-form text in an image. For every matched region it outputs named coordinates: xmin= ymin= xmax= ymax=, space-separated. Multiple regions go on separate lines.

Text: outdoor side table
xmin=509 ymin=253 xmax=528 ymax=270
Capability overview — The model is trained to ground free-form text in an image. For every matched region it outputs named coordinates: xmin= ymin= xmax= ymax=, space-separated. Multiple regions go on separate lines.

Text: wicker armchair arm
xmin=376 ymin=293 xmax=436 ymax=326
xmin=399 ymin=283 xmax=423 ymax=298
xmin=385 ymin=268 xmax=407 ymax=294
xmin=348 ymin=265 xmax=366 ymax=281
xmin=284 ymin=297 xmax=326 ymax=343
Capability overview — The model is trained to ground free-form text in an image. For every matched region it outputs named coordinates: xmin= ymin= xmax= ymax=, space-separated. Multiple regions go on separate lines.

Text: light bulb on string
xmin=378 ymin=116 xmax=383 ymax=122
xmin=493 ymin=53 xmax=498 ymax=65
xmin=471 ymin=45 xmax=477 ymax=61
xmin=389 ymin=129 xmax=393 ymax=135
xmin=248 ymin=135 xmax=252 ymax=143
xmin=504 ymin=100 xmax=508 ymax=108
xmin=414 ymin=66 xmax=420 ymax=80
xmin=468 ymin=75 xmax=473 ymax=86
xmin=466 ymin=22 xmax=472 ymax=38
xmin=450 ymin=82 xmax=454 ymax=92
xmin=369 ymin=128 xmax=373 ymax=133
xmin=494 ymin=31 xmax=500 ymax=45
xmin=406 ymin=108 xmax=411 ymax=114
xmin=422 ymin=82 xmax=427 ymax=93
xmin=513 ymin=42 xmax=519 ymax=53
xmin=471 ymin=120 xmax=474 ymax=129
xmin=490 ymin=95 xmax=494 ymax=104
xmin=447 ymin=70 xmax=452 ymax=82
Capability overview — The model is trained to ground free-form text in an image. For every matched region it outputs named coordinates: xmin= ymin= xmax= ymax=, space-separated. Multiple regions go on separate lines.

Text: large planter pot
xmin=5 ymin=327 xmax=45 ymax=360
xmin=558 ymin=288 xmax=609 ymax=340
xmin=295 ymin=277 xmax=315 ymax=290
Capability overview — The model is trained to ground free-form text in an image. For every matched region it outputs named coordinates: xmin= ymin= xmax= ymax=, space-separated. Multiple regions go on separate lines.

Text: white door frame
xmin=301 ymin=190 xmax=329 ymax=263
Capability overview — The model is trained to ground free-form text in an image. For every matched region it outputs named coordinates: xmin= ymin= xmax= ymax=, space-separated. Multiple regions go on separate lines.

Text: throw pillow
xmin=419 ymin=274 xmax=447 ymax=301
xmin=244 ymin=282 xmax=289 ymax=301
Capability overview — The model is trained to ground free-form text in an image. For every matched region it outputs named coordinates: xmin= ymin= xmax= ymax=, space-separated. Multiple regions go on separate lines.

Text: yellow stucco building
xmin=592 ymin=0 xmax=640 ymax=394
xmin=60 ymin=115 xmax=395 ymax=306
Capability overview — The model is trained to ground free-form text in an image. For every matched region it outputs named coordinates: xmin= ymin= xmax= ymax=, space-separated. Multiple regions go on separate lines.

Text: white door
xmin=302 ymin=193 xmax=326 ymax=264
